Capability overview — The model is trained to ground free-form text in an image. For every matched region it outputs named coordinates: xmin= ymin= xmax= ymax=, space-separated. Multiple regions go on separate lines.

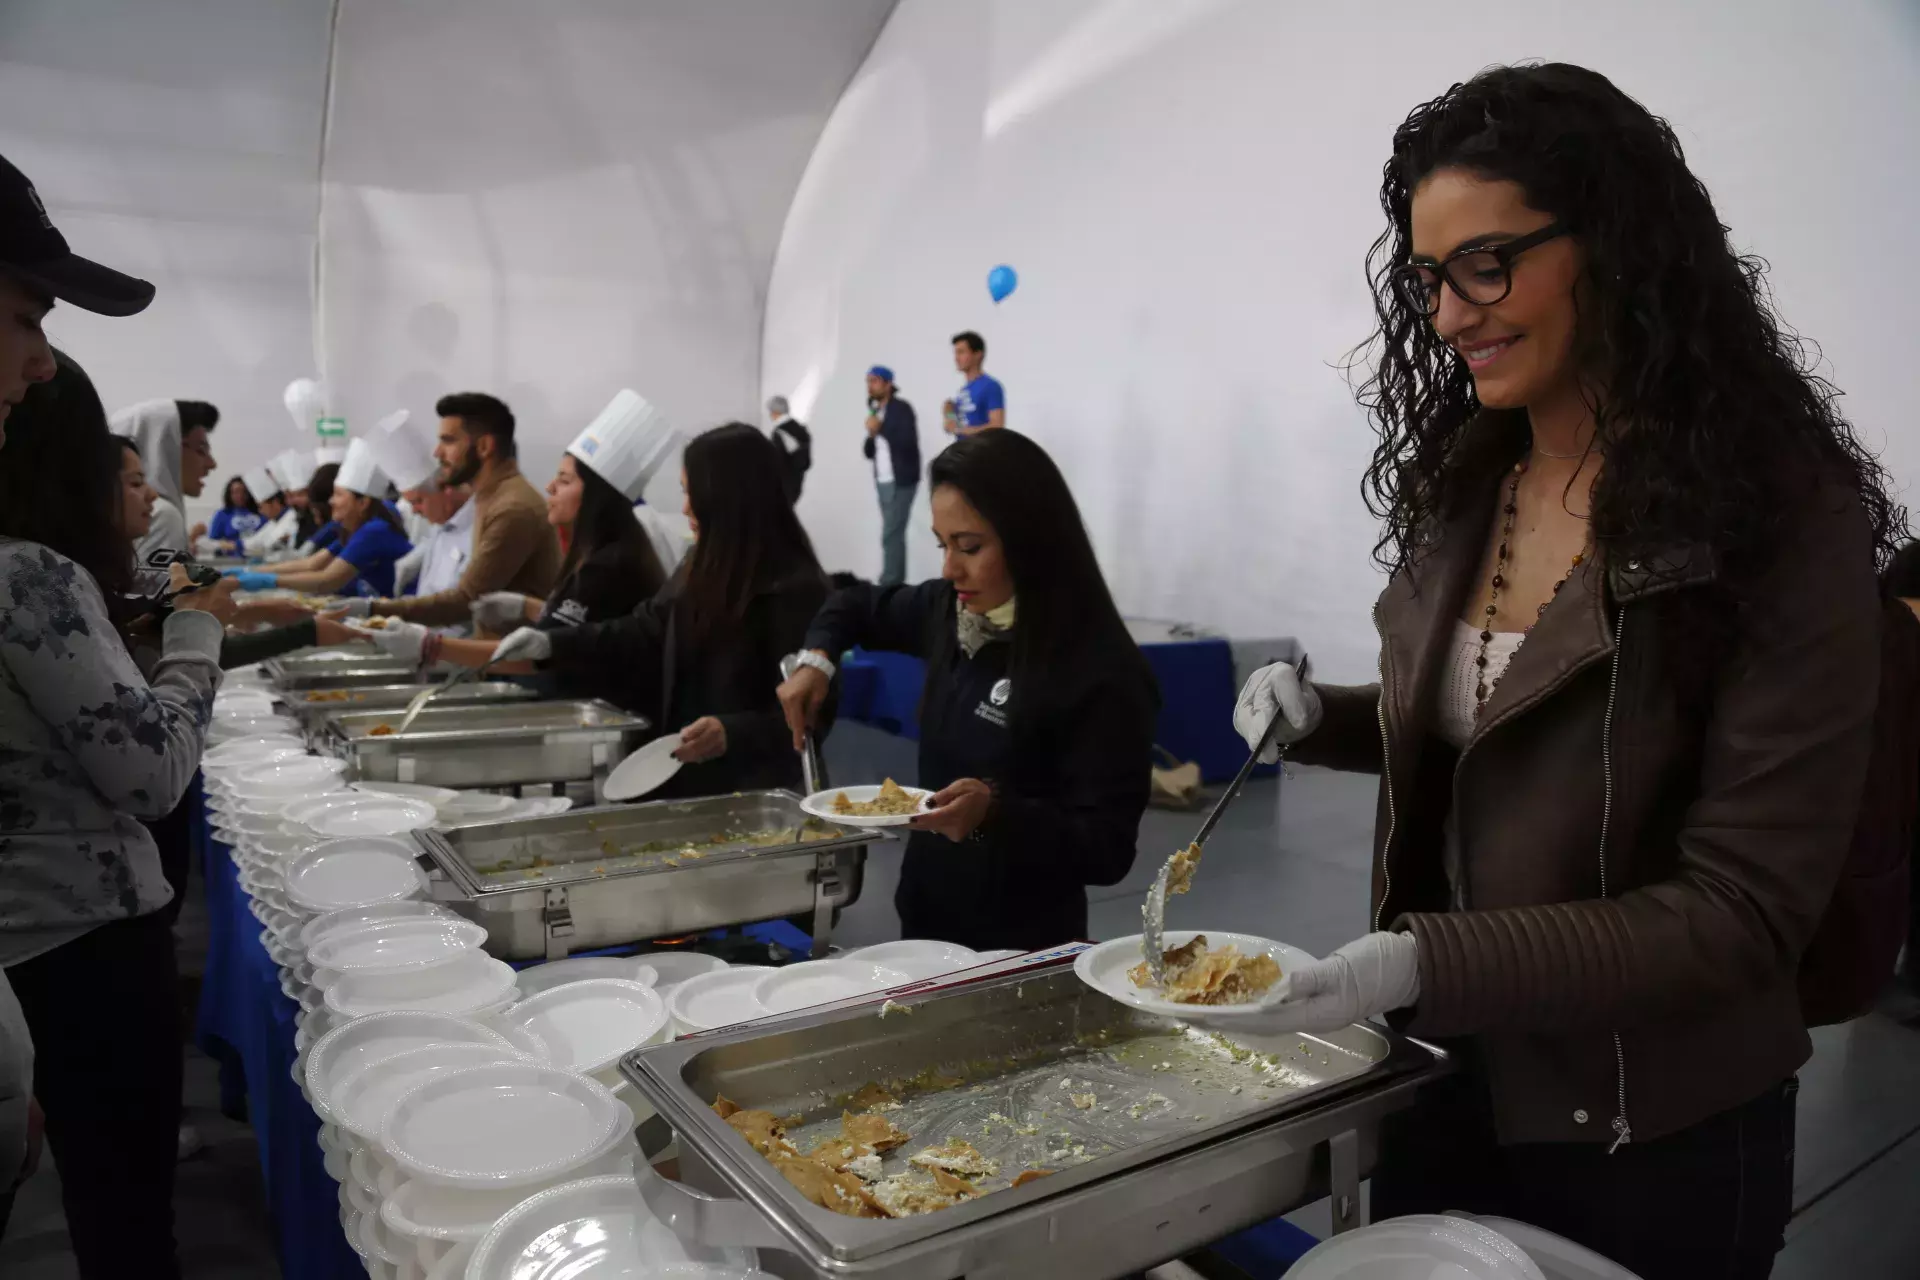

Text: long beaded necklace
xmin=1474 ymin=459 xmax=1586 ymax=718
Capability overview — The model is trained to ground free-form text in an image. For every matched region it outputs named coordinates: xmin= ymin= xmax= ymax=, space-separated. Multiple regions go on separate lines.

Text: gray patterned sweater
xmin=0 ymin=539 xmax=223 ymax=964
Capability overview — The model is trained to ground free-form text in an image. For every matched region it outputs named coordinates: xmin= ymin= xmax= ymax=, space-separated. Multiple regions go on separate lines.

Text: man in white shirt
xmin=395 ymin=482 xmax=475 ymax=630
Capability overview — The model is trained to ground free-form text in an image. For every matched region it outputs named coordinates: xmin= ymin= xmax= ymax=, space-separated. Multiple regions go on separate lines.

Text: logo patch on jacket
xmin=975 ymin=679 xmax=1011 ymax=727
xmin=552 ymin=598 xmax=589 ymax=627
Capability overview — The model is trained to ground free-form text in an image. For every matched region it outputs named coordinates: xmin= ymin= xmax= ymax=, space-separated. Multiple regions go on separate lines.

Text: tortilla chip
xmin=842 ymin=1110 xmax=911 ymax=1153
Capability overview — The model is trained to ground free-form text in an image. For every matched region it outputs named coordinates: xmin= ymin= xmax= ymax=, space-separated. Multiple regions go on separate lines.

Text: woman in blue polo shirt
xmin=229 ymin=439 xmax=411 ymax=598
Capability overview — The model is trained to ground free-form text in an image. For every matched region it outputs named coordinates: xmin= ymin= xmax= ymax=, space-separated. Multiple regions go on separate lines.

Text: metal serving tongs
xmin=778 ymin=654 xmax=828 ymax=795
xmin=1141 ymin=653 xmax=1308 ymax=986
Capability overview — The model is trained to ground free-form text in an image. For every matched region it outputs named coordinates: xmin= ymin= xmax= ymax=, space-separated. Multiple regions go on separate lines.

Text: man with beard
xmin=359 ymin=392 xmax=559 ymax=627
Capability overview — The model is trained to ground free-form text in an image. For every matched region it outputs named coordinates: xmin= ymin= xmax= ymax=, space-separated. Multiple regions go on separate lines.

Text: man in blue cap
xmin=863 ymin=365 xmax=919 ymax=586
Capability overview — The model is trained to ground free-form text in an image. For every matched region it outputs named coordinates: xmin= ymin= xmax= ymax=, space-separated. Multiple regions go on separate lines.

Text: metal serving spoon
xmin=1140 ymin=653 xmax=1308 ymax=986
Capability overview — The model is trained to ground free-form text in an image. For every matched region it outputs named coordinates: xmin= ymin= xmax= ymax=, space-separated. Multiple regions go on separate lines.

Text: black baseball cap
xmin=0 ymin=154 xmax=154 ymax=316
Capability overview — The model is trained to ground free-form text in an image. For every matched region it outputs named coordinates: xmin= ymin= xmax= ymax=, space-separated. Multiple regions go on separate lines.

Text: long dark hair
xmin=0 ymin=349 xmax=135 ymax=597
xmin=222 ymin=474 xmax=258 ymax=513
xmin=308 ymin=462 xmax=339 ymax=516
xmin=679 ymin=422 xmax=821 ymax=643
xmin=560 ymin=456 xmax=667 ymax=598
xmin=1356 ymin=62 xmax=1903 ymax=587
xmin=928 ymin=429 xmax=1148 ymax=709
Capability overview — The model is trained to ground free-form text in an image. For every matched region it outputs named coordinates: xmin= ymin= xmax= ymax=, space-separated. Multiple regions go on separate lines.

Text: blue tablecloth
xmin=192 ymin=804 xmax=364 ymax=1280
xmin=838 ymin=632 xmax=1257 ymax=783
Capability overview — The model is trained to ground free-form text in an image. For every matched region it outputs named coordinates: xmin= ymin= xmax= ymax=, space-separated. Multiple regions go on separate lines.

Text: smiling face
xmin=0 ymin=273 xmax=55 ymax=444
xmin=117 ymin=444 xmax=156 ymax=540
xmin=546 ymin=453 xmax=584 ymax=528
xmin=932 ymin=484 xmax=1012 ymax=614
xmin=330 ymin=486 xmax=371 ymax=531
xmin=1409 ymin=168 xmax=1584 ymax=410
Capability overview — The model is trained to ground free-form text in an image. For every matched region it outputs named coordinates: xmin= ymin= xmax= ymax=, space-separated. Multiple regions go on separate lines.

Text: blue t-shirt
xmin=953 ymin=374 xmax=1004 ymax=434
xmin=208 ymin=508 xmax=265 ymax=542
xmin=310 ymin=520 xmax=343 ymax=553
xmin=335 ymin=519 xmax=413 ymax=598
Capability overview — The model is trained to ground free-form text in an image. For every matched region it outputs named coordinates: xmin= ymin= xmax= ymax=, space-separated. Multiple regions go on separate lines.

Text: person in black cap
xmin=0 ymin=154 xmax=159 ymax=1270
xmin=0 ymin=155 xmax=154 ymax=447
xmin=863 ymin=366 xmax=919 ymax=587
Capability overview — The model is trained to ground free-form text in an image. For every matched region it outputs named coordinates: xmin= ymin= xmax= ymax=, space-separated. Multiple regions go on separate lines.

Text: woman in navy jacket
xmin=779 ymin=429 xmax=1157 ymax=951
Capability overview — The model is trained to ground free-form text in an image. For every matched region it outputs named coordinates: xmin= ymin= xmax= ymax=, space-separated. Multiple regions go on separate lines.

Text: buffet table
xmin=193 ymin=800 xmax=366 ymax=1280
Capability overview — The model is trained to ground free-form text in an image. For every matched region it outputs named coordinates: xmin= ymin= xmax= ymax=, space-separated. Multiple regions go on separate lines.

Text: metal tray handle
xmin=634 ymin=1116 xmax=794 ymax=1251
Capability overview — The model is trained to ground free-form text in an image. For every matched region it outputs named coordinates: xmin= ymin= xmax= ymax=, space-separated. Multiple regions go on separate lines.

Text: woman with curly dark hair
xmin=1222 ymin=64 xmax=1903 ymax=1277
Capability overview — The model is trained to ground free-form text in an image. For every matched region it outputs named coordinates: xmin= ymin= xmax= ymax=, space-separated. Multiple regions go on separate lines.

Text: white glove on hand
xmin=490 ymin=626 xmax=552 ymax=666
xmin=1189 ymin=932 xmax=1420 ymax=1036
xmin=1233 ymin=660 xmax=1323 ymax=764
xmin=333 ymin=597 xmax=373 ymax=619
xmin=366 ymin=620 xmax=430 ymax=667
xmin=471 ymin=592 xmax=528 ymax=633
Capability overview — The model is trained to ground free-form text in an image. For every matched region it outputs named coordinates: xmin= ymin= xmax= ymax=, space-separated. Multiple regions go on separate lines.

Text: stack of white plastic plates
xmin=305 ymin=1012 xmax=517 ymax=1122
xmin=496 ymin=980 xmax=667 ymax=1077
xmin=750 ymin=958 xmax=909 ymax=1018
xmin=664 ymin=966 xmax=770 ymax=1035
xmin=332 ymin=1042 xmax=532 ymax=1145
xmin=630 ymin=951 xmax=728 ymax=991
xmin=513 ymin=957 xmax=658 ymax=998
xmin=287 ymin=793 xmax=437 ymax=840
xmin=380 ymin=1063 xmax=627 ymax=1190
xmin=322 ymin=952 xmax=518 ymax=1020
xmin=283 ymin=837 xmax=430 ymax=915
xmin=849 ymin=939 xmax=981 ymax=980
xmin=308 ymin=919 xmax=488 ymax=977
xmin=464 ymin=1175 xmax=765 ymax=1279
xmin=379 ymin=1131 xmax=635 ymax=1255
xmin=300 ymin=902 xmax=459 ymax=955
xmin=1284 ymin=1215 xmax=1549 ymax=1280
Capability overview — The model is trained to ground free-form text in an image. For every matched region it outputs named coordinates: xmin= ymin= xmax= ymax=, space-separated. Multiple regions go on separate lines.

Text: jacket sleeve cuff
xmin=161 ymin=608 xmax=226 ymax=663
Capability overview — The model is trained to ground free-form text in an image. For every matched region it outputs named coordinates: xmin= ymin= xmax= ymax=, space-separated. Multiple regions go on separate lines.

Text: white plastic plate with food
xmin=1074 ymin=931 xmax=1315 ymax=1018
xmin=797 ymin=779 xmax=933 ymax=828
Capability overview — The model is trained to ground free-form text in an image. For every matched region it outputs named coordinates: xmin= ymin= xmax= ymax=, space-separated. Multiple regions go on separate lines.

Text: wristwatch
xmin=792 ymin=649 xmax=836 ymax=680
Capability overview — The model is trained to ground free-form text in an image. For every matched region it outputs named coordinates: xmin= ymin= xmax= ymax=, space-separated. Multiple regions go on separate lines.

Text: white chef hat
xmin=565 ymin=390 xmax=681 ymax=501
xmin=269 ymin=449 xmax=317 ymax=491
xmin=368 ymin=409 xmax=438 ymax=491
xmin=335 ymin=438 xmax=389 ymax=497
xmin=314 ymin=444 xmax=347 ymax=467
xmin=240 ymin=465 xmax=280 ymax=502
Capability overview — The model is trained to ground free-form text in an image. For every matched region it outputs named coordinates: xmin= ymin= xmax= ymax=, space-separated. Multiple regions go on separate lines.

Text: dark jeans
xmin=876 ymin=480 xmax=916 ymax=588
xmin=6 ymin=912 xmax=182 ymax=1280
xmin=1373 ymin=1054 xmax=1796 ymax=1280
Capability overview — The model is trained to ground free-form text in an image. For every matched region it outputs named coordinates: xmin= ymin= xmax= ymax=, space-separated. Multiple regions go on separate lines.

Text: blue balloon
xmin=987 ymin=264 xmax=1018 ymax=304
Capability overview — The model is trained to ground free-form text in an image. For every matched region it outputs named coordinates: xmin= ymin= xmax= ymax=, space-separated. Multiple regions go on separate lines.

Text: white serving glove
xmin=471 ymin=591 xmax=528 ymax=634
xmin=1186 ymin=932 xmax=1421 ymax=1036
xmin=1232 ymin=660 xmax=1323 ymax=764
xmin=365 ymin=620 xmax=430 ymax=667
xmin=490 ymin=626 xmax=552 ymax=666
xmin=332 ymin=597 xmax=373 ymax=619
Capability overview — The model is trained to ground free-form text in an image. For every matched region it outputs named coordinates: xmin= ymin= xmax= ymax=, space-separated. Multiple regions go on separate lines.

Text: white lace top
xmin=1437 ymin=618 xmax=1524 ymax=749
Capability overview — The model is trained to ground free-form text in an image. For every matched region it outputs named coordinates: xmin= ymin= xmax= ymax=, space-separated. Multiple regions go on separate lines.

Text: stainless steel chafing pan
xmin=415 ymin=788 xmax=879 ymax=959
xmin=622 ymin=961 xmax=1448 ymax=1279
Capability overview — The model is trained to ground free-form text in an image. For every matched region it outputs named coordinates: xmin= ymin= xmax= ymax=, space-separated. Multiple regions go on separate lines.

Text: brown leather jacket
xmin=1295 ymin=467 xmax=1880 ymax=1147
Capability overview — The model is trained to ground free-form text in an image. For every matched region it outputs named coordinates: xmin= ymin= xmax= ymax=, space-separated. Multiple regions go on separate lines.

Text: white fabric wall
xmin=763 ymin=0 xmax=1920 ymax=682
xmin=316 ymin=0 xmax=893 ymax=512
xmin=0 ymin=0 xmax=334 ymax=502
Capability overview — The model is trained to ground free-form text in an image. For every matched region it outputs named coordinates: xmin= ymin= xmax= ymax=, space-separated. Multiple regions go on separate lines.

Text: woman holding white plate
xmin=777 ymin=429 xmax=1158 ymax=952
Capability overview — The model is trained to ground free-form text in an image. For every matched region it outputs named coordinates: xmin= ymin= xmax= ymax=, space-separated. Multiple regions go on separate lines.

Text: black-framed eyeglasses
xmin=1390 ymin=223 xmax=1568 ymax=317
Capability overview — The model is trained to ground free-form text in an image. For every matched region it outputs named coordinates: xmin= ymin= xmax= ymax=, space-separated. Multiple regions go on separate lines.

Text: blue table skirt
xmin=839 ymin=635 xmax=1259 ymax=783
xmin=192 ymin=801 xmax=364 ymax=1280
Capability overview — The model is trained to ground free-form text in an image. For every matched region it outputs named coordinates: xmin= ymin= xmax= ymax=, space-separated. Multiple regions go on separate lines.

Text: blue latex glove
xmin=233 ymin=571 xmax=277 ymax=591
xmin=217 ymin=565 xmax=250 ymax=576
